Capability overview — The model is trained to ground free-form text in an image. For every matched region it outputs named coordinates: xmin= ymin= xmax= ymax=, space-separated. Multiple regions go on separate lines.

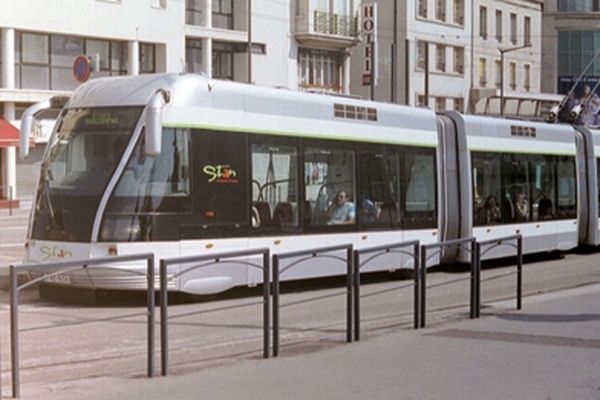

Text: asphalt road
xmin=0 ymin=249 xmax=599 ymax=399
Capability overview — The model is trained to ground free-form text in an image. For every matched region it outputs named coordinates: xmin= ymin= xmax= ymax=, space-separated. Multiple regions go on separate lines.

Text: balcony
xmin=296 ymin=10 xmax=359 ymax=50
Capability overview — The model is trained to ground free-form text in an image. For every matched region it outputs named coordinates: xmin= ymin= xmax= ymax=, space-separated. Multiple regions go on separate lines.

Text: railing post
xmin=353 ymin=250 xmax=360 ymax=341
xmin=160 ymin=259 xmax=168 ymax=376
xmin=413 ymin=242 xmax=420 ymax=330
xmin=10 ymin=265 xmax=20 ymax=398
xmin=517 ymin=236 xmax=523 ymax=310
xmin=147 ymin=255 xmax=155 ymax=378
xmin=262 ymin=250 xmax=270 ymax=359
xmin=272 ymin=255 xmax=280 ymax=357
xmin=475 ymin=242 xmax=481 ymax=318
xmin=419 ymin=246 xmax=427 ymax=329
xmin=346 ymin=247 xmax=353 ymax=343
xmin=470 ymin=240 xmax=476 ymax=319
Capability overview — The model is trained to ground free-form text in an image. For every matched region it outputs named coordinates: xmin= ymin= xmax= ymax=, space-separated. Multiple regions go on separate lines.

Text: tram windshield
xmin=31 ymin=107 xmax=142 ymax=242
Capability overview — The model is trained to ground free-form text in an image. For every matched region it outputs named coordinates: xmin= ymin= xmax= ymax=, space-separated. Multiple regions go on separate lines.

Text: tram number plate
xmin=44 ymin=275 xmax=71 ymax=284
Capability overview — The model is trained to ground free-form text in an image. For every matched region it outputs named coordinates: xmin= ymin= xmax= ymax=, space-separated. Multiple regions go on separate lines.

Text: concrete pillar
xmin=342 ymin=50 xmax=351 ymax=95
xmin=128 ymin=40 xmax=140 ymax=76
xmin=202 ymin=38 xmax=213 ymax=79
xmin=2 ymin=28 xmax=15 ymax=89
xmin=203 ymin=0 xmax=212 ymax=28
xmin=2 ymin=28 xmax=17 ymax=200
xmin=202 ymin=0 xmax=213 ymax=78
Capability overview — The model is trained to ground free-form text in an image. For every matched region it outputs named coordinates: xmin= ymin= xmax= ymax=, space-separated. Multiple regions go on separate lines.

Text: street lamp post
xmin=499 ymin=43 xmax=531 ymax=116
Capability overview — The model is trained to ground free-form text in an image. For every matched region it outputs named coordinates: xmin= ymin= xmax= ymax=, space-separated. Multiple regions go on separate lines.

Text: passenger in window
xmin=251 ymin=206 xmax=261 ymax=228
xmin=478 ymin=195 xmax=501 ymax=224
xmin=514 ymin=192 xmax=529 ymax=222
xmin=533 ymin=188 xmax=552 ymax=220
xmin=327 ymin=190 xmax=356 ymax=225
xmin=359 ymin=198 xmax=378 ymax=224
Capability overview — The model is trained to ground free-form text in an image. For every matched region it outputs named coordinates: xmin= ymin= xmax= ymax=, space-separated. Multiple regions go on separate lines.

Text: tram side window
xmin=501 ymin=155 xmax=530 ymax=223
xmin=194 ymin=130 xmax=249 ymax=234
xmin=472 ymin=153 xmax=502 ymax=226
xmin=304 ymin=146 xmax=356 ymax=228
xmin=250 ymin=140 xmax=299 ymax=233
xmin=556 ymin=156 xmax=577 ymax=218
xmin=530 ymin=156 xmax=555 ymax=221
xmin=403 ymin=149 xmax=437 ymax=229
xmin=358 ymin=149 xmax=401 ymax=229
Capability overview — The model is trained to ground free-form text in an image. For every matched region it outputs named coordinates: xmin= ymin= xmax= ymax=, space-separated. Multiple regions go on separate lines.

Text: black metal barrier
xmin=8 ymin=253 xmax=155 ymax=398
xmin=420 ymin=237 xmax=477 ymax=328
xmin=272 ymin=244 xmax=353 ymax=357
xmin=475 ymin=234 xmax=523 ymax=317
xmin=159 ymin=248 xmax=270 ymax=376
xmin=353 ymin=240 xmax=420 ymax=341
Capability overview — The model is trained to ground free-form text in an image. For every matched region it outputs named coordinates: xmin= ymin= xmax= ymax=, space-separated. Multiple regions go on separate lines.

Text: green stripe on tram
xmin=469 ymin=146 xmax=575 ymax=156
xmin=163 ymin=122 xmax=438 ymax=148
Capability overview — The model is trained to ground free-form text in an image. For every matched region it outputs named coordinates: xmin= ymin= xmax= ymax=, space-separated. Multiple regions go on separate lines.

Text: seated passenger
xmin=533 ymin=188 xmax=553 ymax=219
xmin=327 ymin=190 xmax=356 ymax=225
xmin=359 ymin=198 xmax=378 ymax=224
xmin=514 ymin=192 xmax=529 ymax=222
xmin=477 ymin=195 xmax=501 ymax=224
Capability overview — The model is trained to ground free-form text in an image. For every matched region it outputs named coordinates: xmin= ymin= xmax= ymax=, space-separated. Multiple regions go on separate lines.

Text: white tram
xmin=18 ymin=73 xmax=596 ymax=294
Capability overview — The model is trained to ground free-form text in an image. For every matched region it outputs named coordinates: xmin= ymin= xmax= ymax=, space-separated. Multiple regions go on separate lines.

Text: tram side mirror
xmin=19 ymin=99 xmax=51 ymax=159
xmin=145 ymin=89 xmax=170 ymax=156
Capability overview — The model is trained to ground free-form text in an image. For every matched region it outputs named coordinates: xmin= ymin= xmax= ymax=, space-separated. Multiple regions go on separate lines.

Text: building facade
xmin=0 ymin=0 xmax=361 ymax=204
xmin=349 ymin=0 xmax=542 ymax=114
xmin=542 ymin=0 xmax=600 ymax=96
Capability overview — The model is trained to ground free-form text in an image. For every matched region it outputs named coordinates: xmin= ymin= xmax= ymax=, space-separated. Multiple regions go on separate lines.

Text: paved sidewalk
xmin=18 ymin=283 xmax=600 ymax=400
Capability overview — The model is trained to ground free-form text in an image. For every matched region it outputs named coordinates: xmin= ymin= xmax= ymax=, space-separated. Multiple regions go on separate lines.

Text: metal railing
xmin=352 ymin=240 xmax=420 ymax=341
xmin=159 ymin=248 xmax=271 ymax=376
xmin=7 ymin=253 xmax=155 ymax=398
xmin=313 ymin=11 xmax=358 ymax=37
xmin=475 ymin=234 xmax=523 ymax=317
xmin=419 ymin=237 xmax=477 ymax=328
xmin=272 ymin=244 xmax=353 ymax=356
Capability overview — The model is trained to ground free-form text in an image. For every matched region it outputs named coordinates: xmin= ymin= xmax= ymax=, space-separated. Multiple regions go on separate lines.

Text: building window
xmin=524 ymin=64 xmax=531 ymax=91
xmin=418 ymin=0 xmax=427 ymax=18
xmin=417 ymin=94 xmax=427 ymax=107
xmin=558 ymin=0 xmax=600 ymax=12
xmin=510 ymin=13 xmax=517 ymax=45
xmin=186 ymin=0 xmax=204 ymax=25
xmin=495 ymin=10 xmax=503 ymax=42
xmin=479 ymin=57 xmax=487 ymax=87
xmin=186 ymin=38 xmax=203 ymax=73
xmin=213 ymin=41 xmax=234 ymax=80
xmin=212 ymin=0 xmax=233 ymax=30
xmin=509 ymin=62 xmax=517 ymax=90
xmin=436 ymin=0 xmax=446 ymax=21
xmin=524 ymin=16 xmax=531 ymax=46
xmin=453 ymin=97 xmax=464 ymax=112
xmin=454 ymin=0 xmax=464 ymax=25
xmin=479 ymin=6 xmax=488 ymax=39
xmin=15 ymin=32 xmax=128 ymax=90
xmin=435 ymin=44 xmax=446 ymax=72
xmin=495 ymin=59 xmax=502 ymax=89
xmin=417 ymin=41 xmax=427 ymax=70
xmin=435 ymin=97 xmax=446 ymax=111
xmin=298 ymin=48 xmax=341 ymax=92
xmin=139 ymin=43 xmax=156 ymax=74
xmin=453 ymin=46 xmax=464 ymax=74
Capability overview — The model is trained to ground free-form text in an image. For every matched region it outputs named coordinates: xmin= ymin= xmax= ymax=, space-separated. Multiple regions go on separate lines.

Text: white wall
xmin=0 ymin=0 xmax=186 ymax=73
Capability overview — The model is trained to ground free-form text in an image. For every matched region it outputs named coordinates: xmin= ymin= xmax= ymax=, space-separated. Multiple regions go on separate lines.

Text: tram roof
xmin=68 ymin=73 xmax=438 ymax=139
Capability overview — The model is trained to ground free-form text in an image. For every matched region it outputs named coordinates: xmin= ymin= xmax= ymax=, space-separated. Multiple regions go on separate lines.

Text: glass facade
xmin=13 ymin=31 xmax=156 ymax=90
xmin=557 ymin=30 xmax=600 ymax=77
xmin=557 ymin=0 xmax=600 ymax=12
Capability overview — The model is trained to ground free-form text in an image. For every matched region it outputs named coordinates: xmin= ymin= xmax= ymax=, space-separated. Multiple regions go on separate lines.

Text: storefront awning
xmin=0 ymin=118 xmax=34 ymax=148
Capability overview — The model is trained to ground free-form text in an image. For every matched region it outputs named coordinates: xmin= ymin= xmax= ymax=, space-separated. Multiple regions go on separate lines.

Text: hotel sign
xmin=362 ymin=3 xmax=378 ymax=86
